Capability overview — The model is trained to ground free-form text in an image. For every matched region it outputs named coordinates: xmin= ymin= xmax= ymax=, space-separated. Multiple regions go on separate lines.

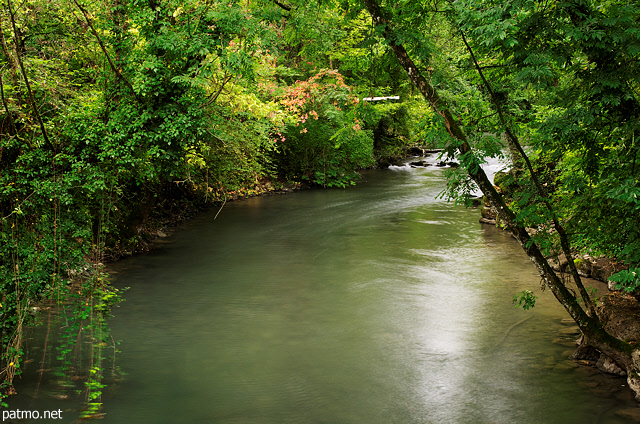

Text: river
xmin=8 ymin=158 xmax=637 ymax=423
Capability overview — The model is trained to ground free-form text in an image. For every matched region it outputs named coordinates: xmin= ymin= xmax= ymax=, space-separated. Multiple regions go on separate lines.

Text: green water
xmin=9 ymin=163 xmax=637 ymax=423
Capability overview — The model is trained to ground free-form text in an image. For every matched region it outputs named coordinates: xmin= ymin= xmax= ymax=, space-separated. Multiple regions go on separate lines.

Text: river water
xmin=9 ymin=159 xmax=638 ymax=423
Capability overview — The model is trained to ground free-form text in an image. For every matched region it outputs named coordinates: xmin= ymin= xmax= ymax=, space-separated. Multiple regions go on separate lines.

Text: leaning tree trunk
xmin=361 ymin=0 xmax=636 ymax=379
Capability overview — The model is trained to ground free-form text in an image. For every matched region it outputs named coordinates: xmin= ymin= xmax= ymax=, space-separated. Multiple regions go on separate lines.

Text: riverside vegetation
xmin=1 ymin=0 xmax=640 ymax=414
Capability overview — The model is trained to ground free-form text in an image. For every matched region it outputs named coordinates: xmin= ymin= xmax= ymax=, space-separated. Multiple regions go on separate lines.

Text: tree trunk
xmin=0 ymin=14 xmax=20 ymax=89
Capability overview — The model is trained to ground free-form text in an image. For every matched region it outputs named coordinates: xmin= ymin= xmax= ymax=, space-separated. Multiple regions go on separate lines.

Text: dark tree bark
xmin=0 ymin=16 xmax=19 ymax=89
xmin=272 ymin=0 xmax=292 ymax=11
xmin=458 ymin=31 xmax=597 ymax=318
xmin=0 ymin=73 xmax=17 ymax=139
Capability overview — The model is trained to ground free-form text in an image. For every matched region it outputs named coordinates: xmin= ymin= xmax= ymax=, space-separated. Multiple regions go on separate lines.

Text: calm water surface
xmin=10 ymin=161 xmax=637 ymax=423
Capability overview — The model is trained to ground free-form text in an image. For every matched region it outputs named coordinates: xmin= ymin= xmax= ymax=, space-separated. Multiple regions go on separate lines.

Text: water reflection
xmin=8 ymin=161 xmax=637 ymax=423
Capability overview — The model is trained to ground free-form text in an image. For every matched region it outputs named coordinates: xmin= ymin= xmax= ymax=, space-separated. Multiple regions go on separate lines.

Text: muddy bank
xmin=102 ymin=180 xmax=308 ymax=262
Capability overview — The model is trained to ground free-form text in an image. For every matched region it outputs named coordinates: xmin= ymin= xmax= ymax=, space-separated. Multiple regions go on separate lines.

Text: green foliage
xmin=358 ymin=100 xmax=415 ymax=156
xmin=442 ymin=0 xmax=640 ymax=268
xmin=512 ymin=290 xmax=538 ymax=310
xmin=610 ymin=268 xmax=640 ymax=294
xmin=275 ymin=69 xmax=374 ymax=186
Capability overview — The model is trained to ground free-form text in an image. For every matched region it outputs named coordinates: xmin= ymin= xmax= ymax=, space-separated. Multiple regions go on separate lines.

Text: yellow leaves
xmin=217 ymin=83 xmax=285 ymax=125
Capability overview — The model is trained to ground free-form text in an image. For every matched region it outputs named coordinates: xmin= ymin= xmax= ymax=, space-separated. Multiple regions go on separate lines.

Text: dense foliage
xmin=2 ymin=0 xmax=639 ymax=412
xmin=452 ymin=0 xmax=640 ymax=265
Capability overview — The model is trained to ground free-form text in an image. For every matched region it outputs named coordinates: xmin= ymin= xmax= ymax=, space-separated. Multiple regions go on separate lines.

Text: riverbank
xmin=103 ymin=179 xmax=308 ymax=261
xmin=103 ymin=146 xmax=442 ymax=262
xmin=479 ymin=180 xmax=640 ymax=404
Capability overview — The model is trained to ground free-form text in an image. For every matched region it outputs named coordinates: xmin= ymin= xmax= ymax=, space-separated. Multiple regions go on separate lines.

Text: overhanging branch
xmin=361 ymin=0 xmax=625 ymax=357
xmin=272 ymin=0 xmax=292 ymax=11
xmin=459 ymin=30 xmax=597 ymax=317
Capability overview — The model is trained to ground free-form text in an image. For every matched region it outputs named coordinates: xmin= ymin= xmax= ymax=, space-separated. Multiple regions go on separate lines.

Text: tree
xmin=358 ymin=0 xmax=640 ymax=393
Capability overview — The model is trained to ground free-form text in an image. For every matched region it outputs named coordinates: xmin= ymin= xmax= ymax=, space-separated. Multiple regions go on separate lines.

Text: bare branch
xmin=272 ymin=0 xmax=292 ymax=11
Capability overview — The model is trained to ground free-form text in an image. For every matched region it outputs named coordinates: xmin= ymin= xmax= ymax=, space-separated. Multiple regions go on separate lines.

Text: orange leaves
xmin=270 ymin=69 xmax=361 ymax=139
xmin=278 ymin=69 xmax=355 ymax=121
xmin=269 ymin=131 xmax=286 ymax=143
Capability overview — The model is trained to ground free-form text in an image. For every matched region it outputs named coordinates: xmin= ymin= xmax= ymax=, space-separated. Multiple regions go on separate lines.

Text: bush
xmin=274 ymin=70 xmax=374 ymax=187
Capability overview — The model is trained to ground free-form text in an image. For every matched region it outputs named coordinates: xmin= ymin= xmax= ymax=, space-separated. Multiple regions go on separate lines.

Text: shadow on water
xmin=6 ymin=160 xmax=638 ymax=423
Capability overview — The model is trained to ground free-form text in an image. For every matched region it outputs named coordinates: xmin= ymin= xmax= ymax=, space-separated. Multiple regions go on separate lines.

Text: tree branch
xmin=0 ymin=72 xmax=17 ymax=136
xmin=206 ymin=71 xmax=233 ymax=106
xmin=0 ymin=15 xmax=19 ymax=88
xmin=272 ymin=0 xmax=292 ymax=11
xmin=71 ymin=0 xmax=138 ymax=99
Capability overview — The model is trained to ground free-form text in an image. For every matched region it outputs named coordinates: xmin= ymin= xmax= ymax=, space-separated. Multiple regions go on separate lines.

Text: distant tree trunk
xmin=0 ymin=14 xmax=19 ymax=88
xmin=6 ymin=0 xmax=54 ymax=150
xmin=0 ymin=12 xmax=23 ymax=141
xmin=361 ymin=0 xmax=634 ymax=371
xmin=0 ymin=73 xmax=16 ymax=140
